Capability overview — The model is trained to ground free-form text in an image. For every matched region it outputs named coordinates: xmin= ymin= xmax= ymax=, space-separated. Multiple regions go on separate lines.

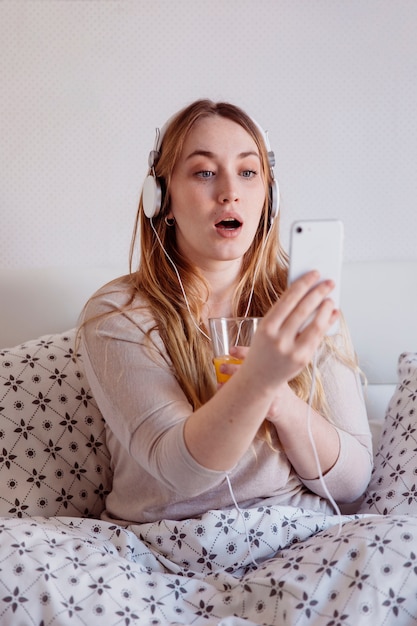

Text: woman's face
xmin=168 ymin=115 xmax=266 ymax=274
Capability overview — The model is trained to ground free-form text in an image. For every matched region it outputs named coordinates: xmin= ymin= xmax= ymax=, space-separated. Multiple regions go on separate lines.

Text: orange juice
xmin=213 ymin=355 xmax=243 ymax=384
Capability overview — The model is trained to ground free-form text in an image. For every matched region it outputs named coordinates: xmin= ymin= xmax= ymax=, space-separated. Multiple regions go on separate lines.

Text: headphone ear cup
xmin=268 ymin=178 xmax=280 ymax=224
xmin=143 ymin=174 xmax=162 ymax=218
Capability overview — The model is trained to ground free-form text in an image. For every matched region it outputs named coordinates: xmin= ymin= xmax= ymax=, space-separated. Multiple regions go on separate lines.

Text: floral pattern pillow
xmin=359 ymin=352 xmax=417 ymax=515
xmin=0 ymin=329 xmax=111 ymax=519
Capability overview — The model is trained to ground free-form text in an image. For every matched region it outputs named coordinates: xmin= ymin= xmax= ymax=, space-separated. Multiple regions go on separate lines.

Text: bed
xmin=0 ymin=261 xmax=416 ymax=625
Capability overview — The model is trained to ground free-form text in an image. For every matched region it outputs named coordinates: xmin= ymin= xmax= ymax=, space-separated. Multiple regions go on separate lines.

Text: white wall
xmin=1 ymin=0 xmax=416 ymax=269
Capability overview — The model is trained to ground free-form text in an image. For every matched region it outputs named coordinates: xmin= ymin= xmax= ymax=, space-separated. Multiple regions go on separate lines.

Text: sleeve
xmin=80 ymin=287 xmax=226 ymax=497
xmin=300 ymin=339 xmax=374 ymax=503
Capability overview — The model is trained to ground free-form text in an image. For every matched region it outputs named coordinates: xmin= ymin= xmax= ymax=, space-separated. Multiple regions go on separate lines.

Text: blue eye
xmin=241 ymin=170 xmax=257 ymax=178
xmin=196 ymin=170 xmax=214 ymax=178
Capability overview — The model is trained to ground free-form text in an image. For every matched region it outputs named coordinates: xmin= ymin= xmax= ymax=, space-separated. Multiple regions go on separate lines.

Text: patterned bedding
xmin=1 ymin=506 xmax=417 ymax=625
xmin=1 ymin=333 xmax=417 ymax=625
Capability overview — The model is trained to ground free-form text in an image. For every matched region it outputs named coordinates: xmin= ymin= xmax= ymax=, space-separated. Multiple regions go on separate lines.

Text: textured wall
xmin=1 ymin=0 xmax=416 ymax=268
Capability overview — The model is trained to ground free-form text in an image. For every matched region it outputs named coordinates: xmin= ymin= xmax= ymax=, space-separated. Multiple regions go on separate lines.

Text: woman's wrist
xmin=265 ymin=383 xmax=299 ymax=424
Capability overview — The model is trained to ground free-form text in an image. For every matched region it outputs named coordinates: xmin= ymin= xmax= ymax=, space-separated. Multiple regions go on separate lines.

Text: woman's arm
xmin=82 ymin=272 xmax=341 ymax=497
xmin=200 ymin=305 xmax=372 ymax=503
xmin=266 ymin=383 xmax=341 ymax=479
xmin=266 ymin=358 xmax=372 ymax=503
xmin=300 ymin=348 xmax=373 ymax=502
xmin=183 ymin=272 xmax=339 ymax=471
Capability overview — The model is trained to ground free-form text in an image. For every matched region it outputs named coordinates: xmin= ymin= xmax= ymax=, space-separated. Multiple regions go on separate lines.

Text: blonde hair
xmin=86 ymin=99 xmax=357 ymax=444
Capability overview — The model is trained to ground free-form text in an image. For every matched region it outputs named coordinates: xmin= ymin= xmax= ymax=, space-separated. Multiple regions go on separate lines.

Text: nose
xmin=217 ymin=173 xmax=239 ymax=204
xmin=219 ymin=192 xmax=238 ymax=204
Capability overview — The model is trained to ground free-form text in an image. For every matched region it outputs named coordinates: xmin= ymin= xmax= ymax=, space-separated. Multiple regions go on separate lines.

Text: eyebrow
xmin=185 ymin=150 xmax=260 ymax=161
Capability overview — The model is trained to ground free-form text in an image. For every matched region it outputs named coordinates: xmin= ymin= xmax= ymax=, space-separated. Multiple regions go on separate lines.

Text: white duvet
xmin=1 ymin=505 xmax=417 ymax=625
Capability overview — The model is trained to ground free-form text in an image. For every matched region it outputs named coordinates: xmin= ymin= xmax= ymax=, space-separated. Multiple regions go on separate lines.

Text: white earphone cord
xmin=150 ymin=217 xmax=275 ymax=340
xmin=308 ymin=351 xmax=343 ymax=535
xmin=151 ymin=217 xmax=341 ymax=561
xmin=150 ymin=218 xmax=211 ymax=340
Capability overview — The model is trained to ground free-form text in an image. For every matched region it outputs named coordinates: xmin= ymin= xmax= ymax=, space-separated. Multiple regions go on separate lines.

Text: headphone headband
xmin=143 ymin=113 xmax=280 ymax=222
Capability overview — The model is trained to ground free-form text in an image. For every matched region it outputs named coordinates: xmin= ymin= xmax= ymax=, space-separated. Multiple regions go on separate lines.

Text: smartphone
xmin=288 ymin=219 xmax=344 ymax=335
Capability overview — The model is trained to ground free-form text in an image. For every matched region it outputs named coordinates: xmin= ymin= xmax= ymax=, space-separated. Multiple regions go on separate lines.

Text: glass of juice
xmin=208 ymin=317 xmax=261 ymax=383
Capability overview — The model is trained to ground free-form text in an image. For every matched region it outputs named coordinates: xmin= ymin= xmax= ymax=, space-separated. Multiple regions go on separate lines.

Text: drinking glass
xmin=208 ymin=317 xmax=261 ymax=383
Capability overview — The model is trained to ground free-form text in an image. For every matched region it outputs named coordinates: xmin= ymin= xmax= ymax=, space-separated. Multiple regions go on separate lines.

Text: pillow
xmin=358 ymin=352 xmax=417 ymax=515
xmin=0 ymin=329 xmax=112 ymax=519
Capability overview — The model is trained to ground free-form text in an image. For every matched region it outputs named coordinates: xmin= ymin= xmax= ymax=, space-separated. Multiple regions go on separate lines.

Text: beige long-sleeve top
xmin=80 ymin=277 xmax=373 ymax=526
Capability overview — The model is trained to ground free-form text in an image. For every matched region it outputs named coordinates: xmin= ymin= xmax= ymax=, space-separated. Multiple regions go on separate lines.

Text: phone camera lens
xmin=296 ymin=226 xmax=303 ymax=234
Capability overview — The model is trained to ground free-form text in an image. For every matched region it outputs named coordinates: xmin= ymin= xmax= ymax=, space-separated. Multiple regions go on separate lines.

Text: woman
xmin=80 ymin=99 xmax=372 ymax=526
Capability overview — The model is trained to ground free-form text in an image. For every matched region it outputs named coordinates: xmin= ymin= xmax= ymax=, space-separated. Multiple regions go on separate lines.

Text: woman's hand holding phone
xmin=220 ymin=271 xmax=338 ymax=393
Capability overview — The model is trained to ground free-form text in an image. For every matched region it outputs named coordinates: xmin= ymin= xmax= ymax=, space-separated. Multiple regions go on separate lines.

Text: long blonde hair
xmin=86 ymin=99 xmax=356 ymax=441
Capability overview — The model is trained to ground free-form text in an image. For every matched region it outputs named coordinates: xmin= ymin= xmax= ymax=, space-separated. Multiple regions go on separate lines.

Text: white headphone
xmin=142 ymin=114 xmax=280 ymax=224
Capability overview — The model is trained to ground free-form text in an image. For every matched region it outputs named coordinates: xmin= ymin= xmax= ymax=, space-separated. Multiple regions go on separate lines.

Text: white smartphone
xmin=288 ymin=219 xmax=344 ymax=335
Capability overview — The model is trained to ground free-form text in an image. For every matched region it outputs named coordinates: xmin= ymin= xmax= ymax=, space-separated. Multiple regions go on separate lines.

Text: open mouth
xmin=215 ymin=218 xmax=242 ymax=230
